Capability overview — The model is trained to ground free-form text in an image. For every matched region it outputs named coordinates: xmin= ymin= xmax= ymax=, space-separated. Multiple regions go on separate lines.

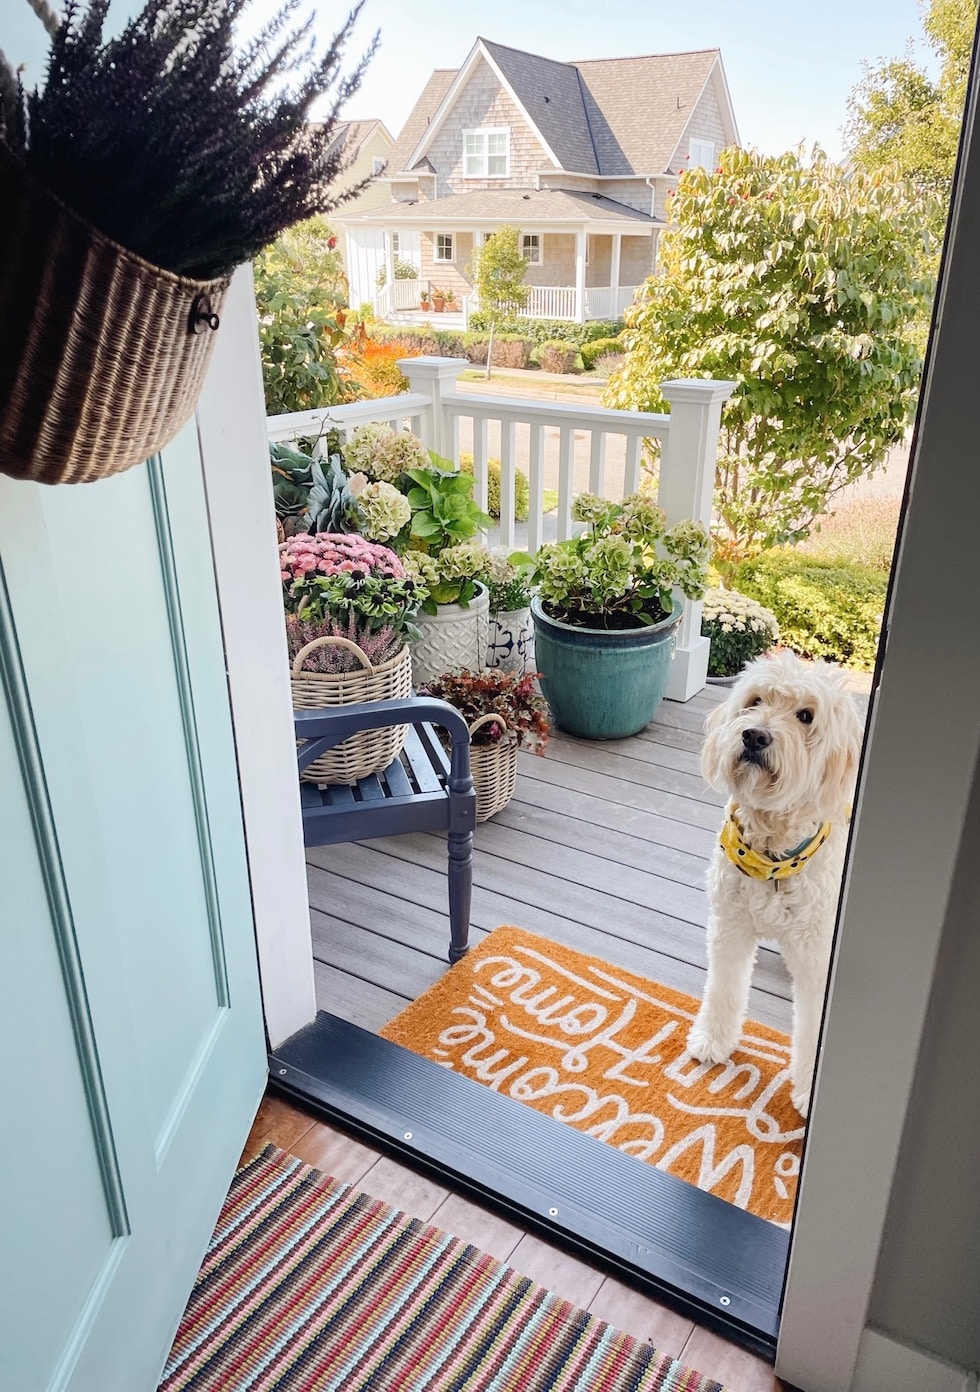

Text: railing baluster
xmin=527 ymin=423 xmax=545 ymax=556
xmin=557 ymin=426 xmax=575 ymax=541
xmin=624 ymin=433 xmax=643 ymax=495
xmin=472 ymin=416 xmax=489 ymax=519
xmin=589 ymin=431 xmax=606 ymax=498
xmin=498 ymin=418 xmax=517 ymax=551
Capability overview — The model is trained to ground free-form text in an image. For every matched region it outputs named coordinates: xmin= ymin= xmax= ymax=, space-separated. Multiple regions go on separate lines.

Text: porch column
xmin=658 ymin=377 xmax=736 ymax=702
xmin=399 ymin=356 xmax=467 ymax=459
xmin=610 ymin=233 xmax=622 ymax=305
xmin=574 ymin=228 xmax=587 ymax=322
xmin=384 ymin=230 xmax=396 ymax=307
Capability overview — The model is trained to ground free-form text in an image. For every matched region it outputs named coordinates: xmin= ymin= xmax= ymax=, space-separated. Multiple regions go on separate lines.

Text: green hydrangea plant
xmin=524 ymin=494 xmax=711 ymax=630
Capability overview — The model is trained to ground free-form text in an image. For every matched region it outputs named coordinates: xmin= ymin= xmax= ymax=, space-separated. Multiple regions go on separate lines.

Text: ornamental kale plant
xmin=525 ymin=493 xmax=711 ymax=630
xmin=280 ymin=532 xmax=428 ymax=663
xmin=2 ymin=0 xmax=378 ymax=279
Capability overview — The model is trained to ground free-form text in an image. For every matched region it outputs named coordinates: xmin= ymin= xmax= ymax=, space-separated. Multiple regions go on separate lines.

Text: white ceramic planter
xmin=486 ymin=606 xmax=534 ymax=675
xmin=411 ymin=582 xmax=490 ymax=686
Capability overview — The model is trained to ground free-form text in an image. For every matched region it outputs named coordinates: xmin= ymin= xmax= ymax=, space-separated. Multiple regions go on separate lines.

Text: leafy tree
xmin=253 ymin=217 xmax=358 ymax=414
xmin=469 ymin=225 xmax=530 ymax=375
xmin=605 ymin=147 xmax=936 ymax=562
xmin=845 ymin=0 xmax=977 ymax=232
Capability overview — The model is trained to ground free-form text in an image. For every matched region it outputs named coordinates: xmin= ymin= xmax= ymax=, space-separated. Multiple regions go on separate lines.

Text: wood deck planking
xmin=309 ymin=684 xmax=794 ymax=1040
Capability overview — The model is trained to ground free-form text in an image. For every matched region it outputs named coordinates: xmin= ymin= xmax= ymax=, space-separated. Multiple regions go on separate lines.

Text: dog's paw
xmin=687 ymin=1018 xmax=737 ymax=1066
xmin=791 ymin=1084 xmax=811 ymax=1119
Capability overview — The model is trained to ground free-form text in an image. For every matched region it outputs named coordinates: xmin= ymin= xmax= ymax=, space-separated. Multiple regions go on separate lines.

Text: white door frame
xmin=776 ymin=34 xmax=980 ymax=1392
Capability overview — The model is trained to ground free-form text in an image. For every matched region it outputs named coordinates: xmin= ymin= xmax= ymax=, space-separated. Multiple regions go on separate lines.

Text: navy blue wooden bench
xmin=295 ymin=698 xmax=476 ymax=963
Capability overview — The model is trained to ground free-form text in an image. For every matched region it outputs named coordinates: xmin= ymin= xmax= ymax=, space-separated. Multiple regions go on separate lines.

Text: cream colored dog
xmin=687 ymin=650 xmax=863 ymax=1117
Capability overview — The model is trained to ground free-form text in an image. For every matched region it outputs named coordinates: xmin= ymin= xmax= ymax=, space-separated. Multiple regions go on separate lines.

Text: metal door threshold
xmin=270 ymin=1011 xmax=786 ymax=1362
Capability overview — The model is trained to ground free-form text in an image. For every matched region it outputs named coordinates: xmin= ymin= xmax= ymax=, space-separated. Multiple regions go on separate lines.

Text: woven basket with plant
xmin=419 ymin=669 xmax=550 ymax=822
xmin=282 ymin=533 xmax=428 ymax=784
xmin=0 ymin=0 xmax=376 ymax=484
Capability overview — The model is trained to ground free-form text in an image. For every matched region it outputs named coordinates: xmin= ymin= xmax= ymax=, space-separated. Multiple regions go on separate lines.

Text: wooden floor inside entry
xmin=242 ymin=1093 xmax=801 ymax=1392
xmin=307 ymin=685 xmax=796 ymax=1036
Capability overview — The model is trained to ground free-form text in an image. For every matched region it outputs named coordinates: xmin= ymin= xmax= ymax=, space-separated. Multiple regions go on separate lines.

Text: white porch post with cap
xmin=610 ymin=234 xmax=622 ymax=310
xmin=574 ymin=229 xmax=587 ymax=324
xmin=400 ymin=356 xmax=462 ymax=460
xmin=658 ymin=378 xmax=736 ymax=702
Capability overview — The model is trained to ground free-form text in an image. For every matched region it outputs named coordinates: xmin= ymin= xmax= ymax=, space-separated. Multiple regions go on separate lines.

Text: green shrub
xmin=461 ymin=332 xmax=533 ymax=368
xmin=467 ymin=312 xmax=623 ymax=346
xmin=536 ymin=341 xmax=584 ymax=373
xmin=369 ymin=325 xmax=467 ymax=357
xmin=733 ymin=550 xmax=887 ymax=670
xmin=458 ymin=453 xmax=530 ymax=521
xmin=581 ymin=336 xmax=624 ymax=370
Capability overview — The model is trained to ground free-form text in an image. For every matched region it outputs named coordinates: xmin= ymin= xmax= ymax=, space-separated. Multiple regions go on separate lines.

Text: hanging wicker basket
xmin=468 ymin=713 xmax=518 ymax=823
xmin=0 ymin=144 xmax=230 ymax=485
xmin=292 ymin=636 xmax=414 ymax=785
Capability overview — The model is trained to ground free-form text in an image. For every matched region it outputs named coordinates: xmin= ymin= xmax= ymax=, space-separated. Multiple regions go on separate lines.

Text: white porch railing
xmin=267 ymin=357 xmax=734 ymax=700
xmin=525 ymin=286 xmax=578 ymax=320
xmin=584 ymin=285 xmax=639 ymax=320
xmin=374 ymin=278 xmax=424 ymax=317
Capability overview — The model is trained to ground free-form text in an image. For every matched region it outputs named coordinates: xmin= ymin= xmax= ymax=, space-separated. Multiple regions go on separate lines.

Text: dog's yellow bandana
xmin=720 ymin=803 xmax=832 ymax=882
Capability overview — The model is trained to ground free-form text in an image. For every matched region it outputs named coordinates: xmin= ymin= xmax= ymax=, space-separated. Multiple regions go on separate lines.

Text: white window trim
xmin=688 ymin=137 xmax=715 ymax=170
xmin=372 ymin=156 xmax=386 ymax=175
xmin=463 ymin=126 xmax=510 ymax=179
xmin=521 ymin=233 xmax=542 ymax=265
xmin=434 ymin=233 xmax=454 ymax=263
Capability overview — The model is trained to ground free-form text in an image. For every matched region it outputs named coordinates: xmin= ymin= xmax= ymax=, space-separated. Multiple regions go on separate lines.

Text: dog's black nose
xmin=742 ymin=727 xmax=772 ymax=754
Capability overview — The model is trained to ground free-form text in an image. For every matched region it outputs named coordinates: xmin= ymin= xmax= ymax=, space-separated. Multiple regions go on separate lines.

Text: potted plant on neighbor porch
xmin=420 ymin=668 xmax=550 ymax=821
xmin=0 ymin=0 xmax=375 ymax=485
xmin=520 ymin=493 xmax=712 ymax=739
xmin=431 ymin=288 xmax=447 ymax=312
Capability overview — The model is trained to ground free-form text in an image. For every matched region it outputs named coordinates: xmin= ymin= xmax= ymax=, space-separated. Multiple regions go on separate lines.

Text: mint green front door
xmin=0 ymin=421 xmax=268 ymax=1391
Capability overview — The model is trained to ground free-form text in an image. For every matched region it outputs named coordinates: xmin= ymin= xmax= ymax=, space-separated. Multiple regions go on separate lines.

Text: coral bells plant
xmin=420 ymin=669 xmax=551 ymax=754
xmin=526 ymin=493 xmax=712 ymax=630
xmin=701 ymin=586 xmax=780 ymax=677
xmin=280 ymin=533 xmax=428 ymax=669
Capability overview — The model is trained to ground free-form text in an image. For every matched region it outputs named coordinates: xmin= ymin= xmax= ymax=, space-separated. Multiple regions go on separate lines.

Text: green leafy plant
xmin=581 ymin=336 xmax=625 ymax=370
xmin=403 ymin=465 xmax=492 ymax=553
xmin=606 ymin=147 xmax=936 ymax=564
xmin=458 ymin=453 xmax=530 ymax=521
xmin=420 ymin=669 xmax=550 ymax=754
xmin=375 ymin=258 xmax=422 ymax=287
xmin=3 ymin=0 xmax=378 ymax=278
xmin=484 ymin=549 xmax=534 ymax=612
xmin=469 ymin=225 xmax=530 ymax=374
xmin=535 ymin=341 xmax=584 ymax=374
xmin=254 ymin=219 xmax=356 ymax=415
xmin=701 ymin=587 xmax=780 ymax=677
xmin=522 ymin=493 xmax=711 ymax=630
xmin=733 ymin=550 xmax=887 ymax=670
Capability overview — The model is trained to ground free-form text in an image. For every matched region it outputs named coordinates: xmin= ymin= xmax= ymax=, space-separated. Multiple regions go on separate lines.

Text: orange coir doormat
xmin=381 ymin=925 xmax=804 ymax=1226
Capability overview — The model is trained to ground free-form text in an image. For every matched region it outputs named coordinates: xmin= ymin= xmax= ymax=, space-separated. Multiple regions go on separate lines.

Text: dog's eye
xmin=746 ymin=696 xmax=762 ymax=708
xmin=797 ymin=709 xmax=814 ymax=725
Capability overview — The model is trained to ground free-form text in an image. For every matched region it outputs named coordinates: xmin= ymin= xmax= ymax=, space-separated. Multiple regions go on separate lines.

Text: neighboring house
xmin=321 ymin=118 xmax=395 ymax=269
xmin=338 ymin=37 xmax=738 ymax=322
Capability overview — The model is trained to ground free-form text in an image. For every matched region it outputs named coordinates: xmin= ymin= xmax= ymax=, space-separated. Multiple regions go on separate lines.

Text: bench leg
xmin=446 ymin=826 xmax=473 ymax=963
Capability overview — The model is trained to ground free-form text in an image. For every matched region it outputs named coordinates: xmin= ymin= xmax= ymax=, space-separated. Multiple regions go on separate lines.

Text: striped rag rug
xmin=160 ymin=1144 xmax=727 ymax=1392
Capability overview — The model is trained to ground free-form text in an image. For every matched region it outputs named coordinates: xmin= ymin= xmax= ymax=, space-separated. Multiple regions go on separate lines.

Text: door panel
xmin=0 ymin=419 xmax=268 ymax=1391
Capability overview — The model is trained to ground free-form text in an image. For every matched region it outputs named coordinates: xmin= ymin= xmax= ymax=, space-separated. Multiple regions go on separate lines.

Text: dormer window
xmin=689 ymin=138 xmax=715 ymax=170
xmin=464 ymin=127 xmax=509 ymax=178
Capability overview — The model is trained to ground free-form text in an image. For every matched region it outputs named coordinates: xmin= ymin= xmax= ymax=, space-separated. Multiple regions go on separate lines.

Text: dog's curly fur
xmin=687 ymin=650 xmax=863 ymax=1116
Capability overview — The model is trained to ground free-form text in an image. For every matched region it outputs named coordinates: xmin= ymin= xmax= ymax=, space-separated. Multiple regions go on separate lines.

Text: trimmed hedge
xmin=536 ymin=341 xmax=584 ymax=373
xmin=466 ymin=312 xmax=624 ymax=346
xmin=580 ymin=335 xmax=624 ymax=370
xmin=461 ymin=332 xmax=533 ymax=368
xmin=458 ymin=452 xmax=530 ymax=521
xmin=733 ymin=550 xmax=887 ymax=671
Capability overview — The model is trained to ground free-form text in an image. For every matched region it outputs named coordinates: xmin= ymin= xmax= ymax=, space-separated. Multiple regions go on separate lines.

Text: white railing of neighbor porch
xmin=525 ymin=286 xmax=578 ymax=320
xmin=584 ymin=286 xmax=639 ymax=320
xmin=266 ymin=357 xmax=734 ymax=701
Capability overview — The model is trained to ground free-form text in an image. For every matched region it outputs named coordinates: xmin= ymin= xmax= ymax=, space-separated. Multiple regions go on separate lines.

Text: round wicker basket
xmin=0 ymin=145 xmax=230 ymax=485
xmin=468 ymin=713 xmax=518 ymax=822
xmin=292 ymin=636 xmax=413 ymax=785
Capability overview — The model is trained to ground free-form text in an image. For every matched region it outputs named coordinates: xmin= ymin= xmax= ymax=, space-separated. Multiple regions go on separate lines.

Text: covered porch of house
xmin=340 ymin=188 xmax=660 ymax=325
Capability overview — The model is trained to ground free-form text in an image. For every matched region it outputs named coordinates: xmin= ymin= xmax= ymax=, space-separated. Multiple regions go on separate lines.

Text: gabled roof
xmin=327 ymin=118 xmax=394 ymax=163
xmin=340 ymin=188 xmax=660 ymax=230
xmin=390 ymin=39 xmax=733 ymax=179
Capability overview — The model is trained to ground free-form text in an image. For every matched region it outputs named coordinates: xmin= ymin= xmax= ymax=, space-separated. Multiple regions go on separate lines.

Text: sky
xmin=300 ymin=0 xmax=935 ymax=162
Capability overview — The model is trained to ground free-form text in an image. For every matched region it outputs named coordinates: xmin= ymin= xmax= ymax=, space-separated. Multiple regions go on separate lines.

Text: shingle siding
xmin=672 ymin=77 xmax=729 ymax=170
xmin=426 ymin=57 xmax=552 ymax=196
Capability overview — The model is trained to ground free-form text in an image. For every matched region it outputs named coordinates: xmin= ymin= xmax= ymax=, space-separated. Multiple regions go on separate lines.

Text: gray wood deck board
xmin=309 ymin=693 xmax=795 ymax=1039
